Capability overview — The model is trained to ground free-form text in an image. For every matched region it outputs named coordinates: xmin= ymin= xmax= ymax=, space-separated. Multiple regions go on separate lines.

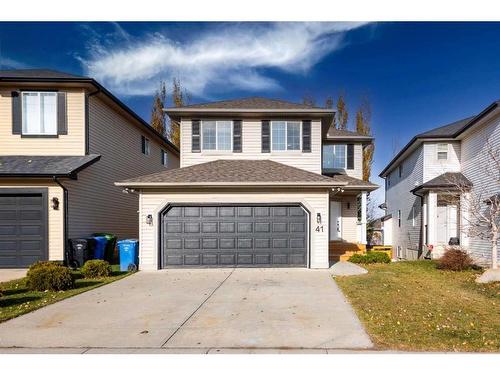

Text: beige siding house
xmin=117 ymin=97 xmax=378 ymax=270
xmin=0 ymin=69 xmax=179 ymax=268
xmin=380 ymin=101 xmax=500 ymax=267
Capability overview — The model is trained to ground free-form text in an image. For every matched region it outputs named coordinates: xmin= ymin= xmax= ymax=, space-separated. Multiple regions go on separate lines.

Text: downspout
xmin=411 ymin=189 xmax=426 ymax=258
xmin=53 ymin=176 xmax=69 ymax=265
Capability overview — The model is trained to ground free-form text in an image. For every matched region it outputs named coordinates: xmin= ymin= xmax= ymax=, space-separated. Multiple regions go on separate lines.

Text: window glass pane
xmin=437 ymin=144 xmax=448 ymax=160
xmin=22 ymin=92 xmax=40 ymax=134
xmin=202 ymin=121 xmax=216 ymax=150
xmin=217 ymin=121 xmax=232 ymax=150
xmin=322 ymin=144 xmax=334 ymax=169
xmin=272 ymin=122 xmax=286 ymax=150
xmin=333 ymin=144 xmax=346 ymax=168
xmin=145 ymin=139 xmax=150 ymax=155
xmin=40 ymin=93 xmax=57 ymax=135
xmin=287 ymin=122 xmax=300 ymax=150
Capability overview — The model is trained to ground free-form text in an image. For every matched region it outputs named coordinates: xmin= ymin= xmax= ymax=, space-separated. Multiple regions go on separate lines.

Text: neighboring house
xmin=0 ymin=69 xmax=179 ymax=268
xmin=116 ymin=97 xmax=377 ymax=270
xmin=380 ymin=101 xmax=499 ymax=266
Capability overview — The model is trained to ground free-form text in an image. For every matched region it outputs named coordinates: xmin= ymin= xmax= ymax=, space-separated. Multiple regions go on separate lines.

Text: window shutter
xmin=347 ymin=144 xmax=354 ymax=169
xmin=57 ymin=92 xmax=67 ymax=135
xmin=233 ymin=119 xmax=242 ymax=153
xmin=261 ymin=120 xmax=270 ymax=153
xmin=11 ymin=91 xmax=22 ymax=135
xmin=141 ymin=135 xmax=146 ymax=154
xmin=192 ymin=119 xmax=201 ymax=152
xmin=302 ymin=120 xmax=311 ymax=152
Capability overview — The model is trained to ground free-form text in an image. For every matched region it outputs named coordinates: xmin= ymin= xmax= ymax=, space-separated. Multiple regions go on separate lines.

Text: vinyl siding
xmin=63 ymin=95 xmax=180 ymax=240
xmin=0 ymin=87 xmax=86 ymax=156
xmin=348 ymin=143 xmax=363 ymax=179
xmin=340 ymin=195 xmax=358 ymax=243
xmin=0 ymin=180 xmax=64 ymax=261
xmin=180 ymin=118 xmax=322 ymax=174
xmin=422 ymin=141 xmax=461 ymax=182
xmin=137 ymin=189 xmax=330 ymax=270
xmin=385 ymin=146 xmax=424 ymax=259
xmin=460 ymin=113 xmax=500 ymax=265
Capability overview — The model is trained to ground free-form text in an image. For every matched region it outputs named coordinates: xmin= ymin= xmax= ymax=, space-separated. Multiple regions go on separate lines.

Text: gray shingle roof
xmin=0 ymin=69 xmax=88 ymax=80
xmin=117 ymin=159 xmax=340 ymax=187
xmin=326 ymin=127 xmax=373 ymax=139
xmin=169 ymin=97 xmax=325 ymax=110
xmin=416 ymin=117 xmax=475 ymax=138
xmin=412 ymin=172 xmax=472 ymax=192
xmin=329 ymin=174 xmax=378 ymax=190
xmin=0 ymin=155 xmax=100 ymax=177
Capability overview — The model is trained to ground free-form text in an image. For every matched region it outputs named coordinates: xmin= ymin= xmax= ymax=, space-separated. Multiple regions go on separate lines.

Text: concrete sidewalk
xmin=0 ymin=268 xmax=372 ymax=351
xmin=0 ymin=269 xmax=26 ymax=283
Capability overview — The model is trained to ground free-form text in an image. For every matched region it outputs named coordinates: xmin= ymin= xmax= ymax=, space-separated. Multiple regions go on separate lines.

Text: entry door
xmin=436 ymin=205 xmax=448 ymax=244
xmin=330 ymin=201 xmax=342 ymax=240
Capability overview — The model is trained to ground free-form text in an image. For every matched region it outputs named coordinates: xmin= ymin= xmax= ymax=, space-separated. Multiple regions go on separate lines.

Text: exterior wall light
xmin=316 ymin=213 xmax=322 ymax=224
xmin=51 ymin=197 xmax=60 ymax=210
xmin=146 ymin=214 xmax=153 ymax=225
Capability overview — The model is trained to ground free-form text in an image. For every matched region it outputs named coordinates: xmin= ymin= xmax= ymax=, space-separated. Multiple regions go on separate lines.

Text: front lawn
xmin=0 ymin=265 xmax=130 ymax=323
xmin=336 ymin=260 xmax=500 ymax=352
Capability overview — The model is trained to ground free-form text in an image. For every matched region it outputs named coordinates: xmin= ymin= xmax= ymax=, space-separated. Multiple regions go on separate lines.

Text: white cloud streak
xmin=80 ymin=22 xmax=367 ymax=97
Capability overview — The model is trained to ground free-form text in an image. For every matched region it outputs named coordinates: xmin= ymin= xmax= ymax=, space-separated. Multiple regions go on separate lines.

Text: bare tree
xmin=445 ymin=141 xmax=500 ymax=269
xmin=150 ymin=81 xmax=167 ymax=135
xmin=355 ymin=98 xmax=374 ymax=181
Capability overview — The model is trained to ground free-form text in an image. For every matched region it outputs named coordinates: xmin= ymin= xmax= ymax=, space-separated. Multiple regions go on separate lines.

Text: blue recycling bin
xmin=92 ymin=236 xmax=108 ymax=260
xmin=118 ymin=239 xmax=139 ymax=272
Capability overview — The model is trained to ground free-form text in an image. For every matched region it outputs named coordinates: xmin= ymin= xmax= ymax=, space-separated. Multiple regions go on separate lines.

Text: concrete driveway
xmin=0 ymin=268 xmax=372 ymax=352
xmin=0 ymin=269 xmax=27 ymax=283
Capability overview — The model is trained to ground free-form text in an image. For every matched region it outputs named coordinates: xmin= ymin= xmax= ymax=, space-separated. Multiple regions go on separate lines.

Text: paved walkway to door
xmin=0 ymin=268 xmax=372 ymax=351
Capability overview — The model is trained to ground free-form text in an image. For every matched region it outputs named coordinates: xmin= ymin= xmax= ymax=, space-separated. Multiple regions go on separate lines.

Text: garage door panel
xmin=162 ymin=204 xmax=307 ymax=268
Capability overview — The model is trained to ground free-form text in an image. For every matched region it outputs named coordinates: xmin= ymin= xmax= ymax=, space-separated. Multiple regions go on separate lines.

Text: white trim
xmin=201 ymin=119 xmax=233 ymax=152
xmin=270 ymin=120 xmax=302 ymax=152
xmin=437 ymin=142 xmax=449 ymax=161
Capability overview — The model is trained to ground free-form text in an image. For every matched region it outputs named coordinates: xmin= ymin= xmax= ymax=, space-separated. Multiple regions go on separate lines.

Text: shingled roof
xmin=0 ymin=155 xmax=101 ymax=177
xmin=167 ymin=97 xmax=325 ymax=110
xmin=412 ymin=172 xmax=472 ymax=193
xmin=329 ymin=174 xmax=378 ymax=190
xmin=0 ymin=69 xmax=88 ymax=80
xmin=116 ymin=159 xmax=343 ymax=188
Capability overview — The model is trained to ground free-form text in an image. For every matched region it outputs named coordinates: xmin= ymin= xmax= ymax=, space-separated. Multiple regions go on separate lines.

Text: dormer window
xmin=437 ymin=143 xmax=448 ymax=160
xmin=271 ymin=121 xmax=301 ymax=151
xmin=22 ymin=92 xmax=57 ymax=135
xmin=202 ymin=120 xmax=232 ymax=151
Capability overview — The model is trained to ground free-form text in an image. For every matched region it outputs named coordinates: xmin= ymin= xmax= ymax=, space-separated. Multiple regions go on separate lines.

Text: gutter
xmin=114 ymin=181 xmax=347 ymax=188
xmin=53 ymin=176 xmax=69 ymax=266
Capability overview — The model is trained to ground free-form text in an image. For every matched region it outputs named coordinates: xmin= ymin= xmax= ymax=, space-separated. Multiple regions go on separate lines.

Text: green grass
xmin=336 ymin=260 xmax=500 ymax=352
xmin=0 ymin=265 xmax=130 ymax=323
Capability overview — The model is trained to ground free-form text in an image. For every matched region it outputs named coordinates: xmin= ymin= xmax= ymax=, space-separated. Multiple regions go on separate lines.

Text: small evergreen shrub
xmin=349 ymin=251 xmax=391 ymax=264
xmin=437 ymin=247 xmax=473 ymax=271
xmin=26 ymin=261 xmax=74 ymax=291
xmin=81 ymin=260 xmax=112 ymax=279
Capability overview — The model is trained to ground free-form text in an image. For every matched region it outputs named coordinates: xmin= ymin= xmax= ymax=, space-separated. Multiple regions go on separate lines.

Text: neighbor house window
xmin=141 ymin=136 xmax=150 ymax=156
xmin=271 ymin=121 xmax=301 ymax=151
xmin=322 ymin=144 xmax=347 ymax=169
xmin=202 ymin=120 xmax=232 ymax=151
xmin=398 ymin=210 xmax=401 ymax=227
xmin=437 ymin=143 xmax=448 ymax=160
xmin=387 ymin=174 xmax=391 ymax=187
xmin=161 ymin=149 xmax=168 ymax=166
xmin=22 ymin=91 xmax=57 ymax=135
xmin=411 ymin=206 xmax=415 ymax=227
xmin=398 ymin=164 xmax=403 ymax=178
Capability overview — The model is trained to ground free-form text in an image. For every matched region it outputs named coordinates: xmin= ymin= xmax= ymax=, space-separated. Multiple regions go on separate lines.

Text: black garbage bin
xmin=68 ymin=238 xmax=91 ymax=268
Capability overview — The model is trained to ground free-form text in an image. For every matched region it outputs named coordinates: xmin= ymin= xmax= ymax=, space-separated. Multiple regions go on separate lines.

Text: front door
xmin=329 ymin=201 xmax=342 ymax=240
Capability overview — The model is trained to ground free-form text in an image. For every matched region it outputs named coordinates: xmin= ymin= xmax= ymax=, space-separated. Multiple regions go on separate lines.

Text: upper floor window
xmin=398 ymin=163 xmax=403 ymax=178
xmin=22 ymin=92 xmax=57 ymax=135
xmin=271 ymin=121 xmax=301 ymax=151
xmin=202 ymin=120 xmax=232 ymax=151
xmin=141 ymin=136 xmax=151 ymax=156
xmin=398 ymin=209 xmax=401 ymax=227
xmin=387 ymin=174 xmax=391 ymax=188
xmin=437 ymin=143 xmax=448 ymax=160
xmin=322 ymin=144 xmax=347 ymax=169
xmin=161 ymin=149 xmax=169 ymax=166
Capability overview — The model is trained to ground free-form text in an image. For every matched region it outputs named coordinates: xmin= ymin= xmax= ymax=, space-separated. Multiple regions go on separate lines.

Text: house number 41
xmin=315 ymin=225 xmax=324 ymax=232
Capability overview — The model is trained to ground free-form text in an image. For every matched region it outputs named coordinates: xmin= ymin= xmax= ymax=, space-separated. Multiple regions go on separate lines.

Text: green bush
xmin=349 ymin=251 xmax=391 ymax=264
xmin=437 ymin=247 xmax=473 ymax=271
xmin=81 ymin=260 xmax=112 ymax=279
xmin=26 ymin=261 xmax=74 ymax=291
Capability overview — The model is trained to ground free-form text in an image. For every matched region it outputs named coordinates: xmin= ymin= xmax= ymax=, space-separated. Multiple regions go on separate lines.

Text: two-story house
xmin=116 ymin=97 xmax=377 ymax=270
xmin=0 ymin=69 xmax=179 ymax=268
xmin=380 ymin=100 xmax=499 ymax=267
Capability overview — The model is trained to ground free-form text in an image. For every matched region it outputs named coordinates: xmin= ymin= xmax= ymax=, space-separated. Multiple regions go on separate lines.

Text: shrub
xmin=26 ymin=262 xmax=74 ymax=291
xmin=81 ymin=260 xmax=112 ymax=279
xmin=437 ymin=247 xmax=473 ymax=271
xmin=349 ymin=251 xmax=391 ymax=264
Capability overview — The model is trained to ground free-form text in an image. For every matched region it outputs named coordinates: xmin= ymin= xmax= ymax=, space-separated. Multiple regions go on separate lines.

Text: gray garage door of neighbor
xmin=0 ymin=189 xmax=48 ymax=268
xmin=161 ymin=204 xmax=309 ymax=268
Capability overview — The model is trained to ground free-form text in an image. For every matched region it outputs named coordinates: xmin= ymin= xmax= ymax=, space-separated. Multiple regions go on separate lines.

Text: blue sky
xmin=1 ymin=21 xmax=499 ymax=207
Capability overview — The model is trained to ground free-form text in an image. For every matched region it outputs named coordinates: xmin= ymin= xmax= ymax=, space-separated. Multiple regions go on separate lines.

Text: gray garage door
xmin=161 ymin=205 xmax=308 ymax=268
xmin=0 ymin=190 xmax=48 ymax=268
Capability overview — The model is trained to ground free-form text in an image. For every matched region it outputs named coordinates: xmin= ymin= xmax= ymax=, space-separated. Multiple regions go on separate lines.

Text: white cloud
xmin=0 ymin=56 xmax=28 ymax=69
xmin=80 ymin=22 xmax=367 ymax=97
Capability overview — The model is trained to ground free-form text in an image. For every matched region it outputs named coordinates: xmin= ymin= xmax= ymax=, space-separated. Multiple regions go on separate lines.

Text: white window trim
xmin=437 ymin=143 xmax=448 ymax=161
xmin=323 ymin=144 xmax=348 ymax=169
xmin=201 ymin=120 xmax=233 ymax=152
xmin=270 ymin=120 xmax=302 ymax=152
xmin=411 ymin=206 xmax=415 ymax=227
xmin=21 ymin=91 xmax=58 ymax=136
xmin=143 ymin=137 xmax=151 ymax=156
